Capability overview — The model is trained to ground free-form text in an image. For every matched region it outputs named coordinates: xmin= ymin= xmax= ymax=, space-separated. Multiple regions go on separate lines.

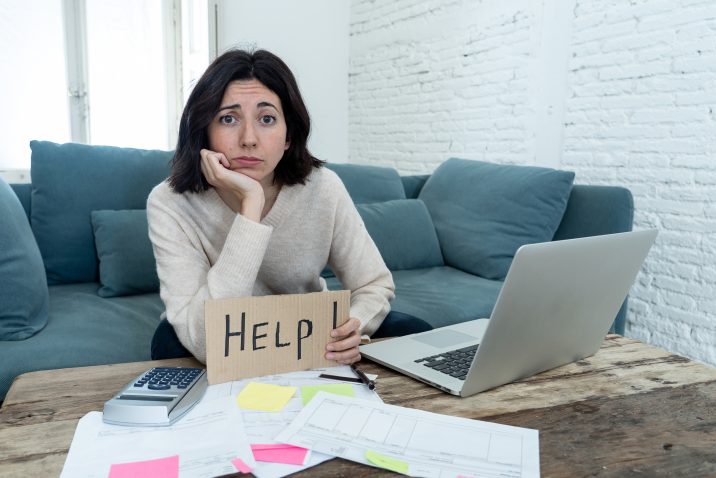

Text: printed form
xmin=276 ymin=392 xmax=540 ymax=478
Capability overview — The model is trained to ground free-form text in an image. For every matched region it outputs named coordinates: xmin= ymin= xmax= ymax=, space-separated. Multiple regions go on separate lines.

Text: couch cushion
xmin=356 ymin=199 xmax=443 ymax=271
xmin=325 ymin=265 xmax=503 ymax=330
xmin=0 ymin=178 xmax=49 ymax=340
xmin=91 ymin=209 xmax=159 ymax=298
xmin=388 ymin=267 xmax=503 ymax=328
xmin=419 ymin=158 xmax=574 ymax=280
xmin=30 ymin=141 xmax=172 ymax=284
xmin=0 ymin=283 xmax=164 ymax=400
xmin=325 ymin=163 xmax=406 ymax=203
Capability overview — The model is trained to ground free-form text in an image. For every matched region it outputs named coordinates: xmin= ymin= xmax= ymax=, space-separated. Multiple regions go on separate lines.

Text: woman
xmin=147 ymin=49 xmax=394 ymax=365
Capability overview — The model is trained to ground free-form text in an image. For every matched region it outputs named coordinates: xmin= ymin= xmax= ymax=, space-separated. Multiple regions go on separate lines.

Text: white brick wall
xmin=563 ymin=0 xmax=716 ymax=365
xmin=350 ymin=0 xmax=537 ymax=173
xmin=349 ymin=0 xmax=716 ymax=365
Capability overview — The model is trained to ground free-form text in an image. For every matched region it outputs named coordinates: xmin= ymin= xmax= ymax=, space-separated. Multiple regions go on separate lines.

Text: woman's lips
xmin=232 ymin=156 xmax=262 ymax=166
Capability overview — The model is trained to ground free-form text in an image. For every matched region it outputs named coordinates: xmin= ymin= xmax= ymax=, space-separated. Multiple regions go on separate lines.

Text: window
xmin=0 ymin=0 xmax=205 ymax=173
xmin=0 ymin=0 xmax=71 ymax=171
xmin=85 ymin=0 xmax=171 ymax=150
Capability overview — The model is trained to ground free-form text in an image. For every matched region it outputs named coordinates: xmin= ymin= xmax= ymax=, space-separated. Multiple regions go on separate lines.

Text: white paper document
xmin=275 ymin=392 xmax=540 ymax=478
xmin=203 ymin=365 xmax=382 ymax=478
xmin=60 ymin=396 xmax=255 ymax=478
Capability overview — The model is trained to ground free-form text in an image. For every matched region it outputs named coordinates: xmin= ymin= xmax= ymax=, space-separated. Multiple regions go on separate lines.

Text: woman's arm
xmin=147 ymin=187 xmax=272 ymax=362
xmin=328 ymin=184 xmax=396 ymax=338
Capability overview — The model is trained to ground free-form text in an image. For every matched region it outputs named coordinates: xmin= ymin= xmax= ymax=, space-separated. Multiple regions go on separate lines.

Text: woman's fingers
xmin=327 ymin=346 xmax=362 ymax=364
xmin=200 ymin=149 xmax=228 ymax=187
xmin=334 ymin=351 xmax=362 ymax=365
xmin=327 ymin=331 xmax=361 ymax=353
xmin=331 ymin=317 xmax=360 ymax=339
xmin=200 ymin=148 xmax=264 ymax=201
xmin=326 ymin=317 xmax=362 ymax=364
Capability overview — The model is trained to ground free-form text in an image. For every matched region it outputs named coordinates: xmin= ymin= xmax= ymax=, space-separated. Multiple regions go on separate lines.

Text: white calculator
xmin=102 ymin=367 xmax=208 ymax=426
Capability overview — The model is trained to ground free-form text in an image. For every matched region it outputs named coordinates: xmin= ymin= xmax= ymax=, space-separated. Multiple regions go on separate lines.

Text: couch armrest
xmin=553 ymin=184 xmax=634 ymax=335
xmin=553 ymin=185 xmax=634 ymax=240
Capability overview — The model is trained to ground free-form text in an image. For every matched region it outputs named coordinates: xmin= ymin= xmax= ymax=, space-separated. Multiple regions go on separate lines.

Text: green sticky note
xmin=365 ymin=450 xmax=409 ymax=475
xmin=236 ymin=382 xmax=297 ymax=412
xmin=300 ymin=383 xmax=355 ymax=406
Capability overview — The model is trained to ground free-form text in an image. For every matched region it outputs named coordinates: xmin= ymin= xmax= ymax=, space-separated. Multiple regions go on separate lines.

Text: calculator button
xmin=148 ymin=383 xmax=171 ymax=390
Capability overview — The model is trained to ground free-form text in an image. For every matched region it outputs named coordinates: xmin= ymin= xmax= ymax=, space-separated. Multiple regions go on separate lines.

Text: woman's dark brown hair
xmin=169 ymin=49 xmax=323 ymax=193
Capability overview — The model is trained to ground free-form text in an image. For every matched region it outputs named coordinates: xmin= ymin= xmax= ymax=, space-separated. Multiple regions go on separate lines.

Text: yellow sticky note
xmin=365 ymin=450 xmax=409 ymax=475
xmin=236 ymin=382 xmax=297 ymax=412
xmin=300 ymin=383 xmax=355 ymax=406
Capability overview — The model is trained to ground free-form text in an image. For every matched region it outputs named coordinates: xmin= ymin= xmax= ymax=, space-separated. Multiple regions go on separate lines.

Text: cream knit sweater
xmin=147 ymin=167 xmax=395 ymax=362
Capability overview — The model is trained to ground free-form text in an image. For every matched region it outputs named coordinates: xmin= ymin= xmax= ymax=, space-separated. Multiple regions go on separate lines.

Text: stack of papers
xmin=60 ymin=366 xmax=380 ymax=478
xmin=60 ymin=365 xmax=540 ymax=477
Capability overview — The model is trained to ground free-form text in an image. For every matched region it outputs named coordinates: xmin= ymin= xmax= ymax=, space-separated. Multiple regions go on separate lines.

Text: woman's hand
xmin=325 ymin=317 xmax=362 ymax=364
xmin=200 ymin=149 xmax=264 ymax=220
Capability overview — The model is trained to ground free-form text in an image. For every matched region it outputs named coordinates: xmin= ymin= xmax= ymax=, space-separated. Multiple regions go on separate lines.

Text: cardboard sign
xmin=204 ymin=290 xmax=350 ymax=385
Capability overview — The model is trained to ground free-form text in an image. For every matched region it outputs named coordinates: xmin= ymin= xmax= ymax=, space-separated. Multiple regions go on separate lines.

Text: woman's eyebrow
xmin=218 ymin=103 xmax=241 ymax=112
xmin=257 ymin=101 xmax=278 ymax=110
xmin=217 ymin=101 xmax=278 ymax=112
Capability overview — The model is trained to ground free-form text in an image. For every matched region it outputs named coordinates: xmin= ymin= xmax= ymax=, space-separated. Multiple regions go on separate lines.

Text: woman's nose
xmin=240 ymin=122 xmax=258 ymax=148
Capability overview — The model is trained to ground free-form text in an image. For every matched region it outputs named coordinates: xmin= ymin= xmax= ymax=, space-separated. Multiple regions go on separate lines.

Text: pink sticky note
xmin=109 ymin=455 xmax=179 ymax=478
xmin=250 ymin=444 xmax=309 ymax=465
xmin=232 ymin=457 xmax=252 ymax=473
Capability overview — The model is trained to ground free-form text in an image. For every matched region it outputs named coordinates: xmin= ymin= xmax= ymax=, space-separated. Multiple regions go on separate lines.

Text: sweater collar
xmin=261 ymin=180 xmax=300 ymax=228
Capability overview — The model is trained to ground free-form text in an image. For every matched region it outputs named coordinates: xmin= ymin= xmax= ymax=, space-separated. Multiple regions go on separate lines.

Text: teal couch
xmin=0 ymin=141 xmax=633 ymax=401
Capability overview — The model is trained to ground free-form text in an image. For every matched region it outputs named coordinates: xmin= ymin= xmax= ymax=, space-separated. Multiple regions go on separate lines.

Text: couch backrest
xmin=325 ymin=163 xmax=406 ymax=203
xmin=14 ymin=172 xmax=632 ymax=245
xmin=29 ymin=141 xmax=172 ymax=285
xmin=401 ymin=175 xmax=430 ymax=199
xmin=11 ymin=152 xmax=633 ymax=286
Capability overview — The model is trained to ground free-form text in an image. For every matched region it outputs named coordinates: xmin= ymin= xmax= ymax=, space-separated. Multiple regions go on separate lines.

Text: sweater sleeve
xmin=327 ymin=182 xmax=395 ymax=336
xmin=147 ymin=189 xmax=272 ymax=363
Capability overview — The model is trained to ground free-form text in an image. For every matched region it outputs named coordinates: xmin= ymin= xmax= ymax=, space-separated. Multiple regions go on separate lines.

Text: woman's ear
xmin=284 ymin=138 xmax=290 ymax=151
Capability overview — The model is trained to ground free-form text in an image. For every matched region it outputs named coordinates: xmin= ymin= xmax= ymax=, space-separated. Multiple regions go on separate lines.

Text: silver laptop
xmin=360 ymin=229 xmax=658 ymax=397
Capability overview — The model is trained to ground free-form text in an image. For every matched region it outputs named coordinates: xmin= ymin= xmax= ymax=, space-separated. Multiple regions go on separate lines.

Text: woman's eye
xmin=219 ymin=115 xmax=237 ymax=125
xmin=259 ymin=115 xmax=276 ymax=125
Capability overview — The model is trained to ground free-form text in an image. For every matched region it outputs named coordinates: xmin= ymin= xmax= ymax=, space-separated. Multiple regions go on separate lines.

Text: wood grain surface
xmin=1 ymin=336 xmax=715 ymax=477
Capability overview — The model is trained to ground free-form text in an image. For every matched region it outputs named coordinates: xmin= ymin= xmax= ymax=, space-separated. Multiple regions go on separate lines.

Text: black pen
xmin=318 ymin=373 xmax=363 ymax=384
xmin=351 ymin=363 xmax=375 ymax=390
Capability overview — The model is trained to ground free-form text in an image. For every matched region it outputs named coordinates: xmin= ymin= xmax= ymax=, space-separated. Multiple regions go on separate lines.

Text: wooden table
xmin=1 ymin=335 xmax=715 ymax=477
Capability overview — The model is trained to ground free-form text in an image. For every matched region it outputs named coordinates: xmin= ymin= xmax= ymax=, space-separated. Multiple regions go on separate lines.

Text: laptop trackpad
xmin=411 ymin=329 xmax=477 ymax=348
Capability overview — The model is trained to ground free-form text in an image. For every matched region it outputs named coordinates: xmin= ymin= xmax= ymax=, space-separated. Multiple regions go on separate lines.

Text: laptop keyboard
xmin=414 ymin=344 xmax=479 ymax=381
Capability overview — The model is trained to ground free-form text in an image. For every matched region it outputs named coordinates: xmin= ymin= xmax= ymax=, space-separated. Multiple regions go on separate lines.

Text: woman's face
xmin=207 ymin=79 xmax=290 ymax=188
